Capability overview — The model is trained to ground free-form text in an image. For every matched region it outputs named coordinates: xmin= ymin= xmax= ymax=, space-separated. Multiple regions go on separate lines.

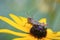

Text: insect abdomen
xmin=30 ymin=25 xmax=47 ymax=39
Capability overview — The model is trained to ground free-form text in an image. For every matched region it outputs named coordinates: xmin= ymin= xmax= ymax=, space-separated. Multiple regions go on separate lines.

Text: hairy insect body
xmin=30 ymin=25 xmax=47 ymax=39
xmin=28 ymin=18 xmax=47 ymax=39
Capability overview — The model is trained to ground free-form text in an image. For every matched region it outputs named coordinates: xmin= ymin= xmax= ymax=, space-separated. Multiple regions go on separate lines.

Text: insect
xmin=25 ymin=12 xmax=47 ymax=39
xmin=28 ymin=17 xmax=47 ymax=39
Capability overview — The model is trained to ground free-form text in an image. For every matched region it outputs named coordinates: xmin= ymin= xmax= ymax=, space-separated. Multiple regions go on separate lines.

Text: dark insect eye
xmin=30 ymin=25 xmax=47 ymax=39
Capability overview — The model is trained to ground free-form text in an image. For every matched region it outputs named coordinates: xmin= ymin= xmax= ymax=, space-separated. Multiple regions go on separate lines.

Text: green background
xmin=0 ymin=0 xmax=60 ymax=40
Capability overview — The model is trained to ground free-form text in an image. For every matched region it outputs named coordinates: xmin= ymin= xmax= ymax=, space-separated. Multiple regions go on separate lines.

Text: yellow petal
xmin=0 ymin=29 xmax=28 ymax=37
xmin=19 ymin=16 xmax=32 ymax=32
xmin=13 ymin=34 xmax=37 ymax=40
xmin=13 ymin=38 xmax=36 ymax=40
xmin=13 ymin=38 xmax=37 ymax=40
xmin=9 ymin=13 xmax=24 ymax=26
xmin=19 ymin=16 xmax=27 ymax=23
xmin=52 ymin=32 xmax=60 ymax=40
xmin=42 ymin=38 xmax=51 ymax=40
xmin=0 ymin=16 xmax=31 ymax=33
xmin=13 ymin=38 xmax=28 ymax=40
xmin=39 ymin=18 xmax=46 ymax=24
xmin=52 ymin=37 xmax=60 ymax=40
xmin=10 ymin=14 xmax=32 ymax=31
xmin=56 ymin=32 xmax=60 ymax=37
xmin=43 ymin=37 xmax=60 ymax=40
xmin=43 ymin=29 xmax=60 ymax=40
xmin=46 ymin=29 xmax=54 ymax=38
xmin=0 ymin=16 xmax=19 ymax=27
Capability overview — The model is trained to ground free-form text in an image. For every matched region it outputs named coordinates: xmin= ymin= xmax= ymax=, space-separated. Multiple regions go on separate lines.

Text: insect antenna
xmin=25 ymin=11 xmax=32 ymax=18
xmin=25 ymin=7 xmax=36 ymax=18
xmin=23 ymin=7 xmax=36 ymax=27
xmin=23 ymin=11 xmax=33 ymax=27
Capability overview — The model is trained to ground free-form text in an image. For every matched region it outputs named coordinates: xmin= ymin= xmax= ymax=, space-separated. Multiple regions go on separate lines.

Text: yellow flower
xmin=0 ymin=13 xmax=60 ymax=40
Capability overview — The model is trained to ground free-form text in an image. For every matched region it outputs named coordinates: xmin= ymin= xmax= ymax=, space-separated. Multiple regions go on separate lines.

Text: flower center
xmin=30 ymin=25 xmax=47 ymax=39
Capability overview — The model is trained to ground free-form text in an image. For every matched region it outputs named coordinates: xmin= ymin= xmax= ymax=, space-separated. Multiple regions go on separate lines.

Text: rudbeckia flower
xmin=0 ymin=13 xmax=60 ymax=40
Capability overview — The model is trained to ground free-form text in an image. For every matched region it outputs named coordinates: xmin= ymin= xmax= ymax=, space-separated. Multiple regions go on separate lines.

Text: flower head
xmin=0 ymin=13 xmax=60 ymax=40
